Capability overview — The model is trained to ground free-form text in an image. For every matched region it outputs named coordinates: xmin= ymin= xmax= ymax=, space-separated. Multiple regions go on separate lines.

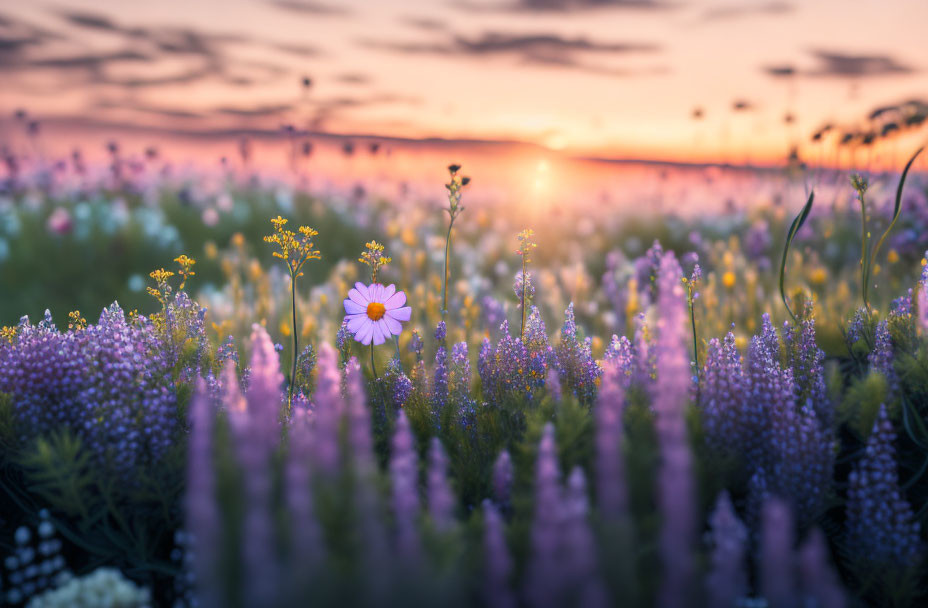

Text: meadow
xmin=2 ymin=139 xmax=928 ymax=608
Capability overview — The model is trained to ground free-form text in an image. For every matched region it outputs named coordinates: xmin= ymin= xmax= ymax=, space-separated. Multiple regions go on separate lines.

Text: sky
xmin=1 ymin=0 xmax=927 ymax=165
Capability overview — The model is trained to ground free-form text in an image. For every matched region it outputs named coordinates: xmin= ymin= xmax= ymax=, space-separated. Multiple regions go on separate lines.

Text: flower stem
xmin=858 ymin=193 xmax=870 ymax=310
xmin=288 ymin=270 xmax=298 ymax=412
xmin=370 ymin=342 xmax=378 ymax=380
xmin=441 ymin=217 xmax=455 ymax=316
xmin=520 ymin=257 xmax=527 ymax=339
xmin=689 ymin=295 xmax=699 ymax=374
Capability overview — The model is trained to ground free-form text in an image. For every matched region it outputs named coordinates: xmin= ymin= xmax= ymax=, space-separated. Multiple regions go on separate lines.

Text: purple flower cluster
xmin=846 ymin=404 xmax=921 ymax=567
xmin=869 ymin=320 xmax=899 ymax=398
xmin=781 ymin=303 xmax=830 ymax=425
xmin=554 ymin=303 xmax=601 ymax=405
xmin=0 ymin=305 xmax=177 ymax=475
xmin=700 ymin=313 xmax=833 ymax=523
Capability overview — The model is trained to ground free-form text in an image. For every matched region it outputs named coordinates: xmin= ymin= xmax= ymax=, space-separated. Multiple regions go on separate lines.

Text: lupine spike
xmin=595 ymin=361 xmax=628 ymax=519
xmin=390 ymin=411 xmax=421 ymax=563
xmin=525 ymin=423 xmax=564 ymax=608
xmin=285 ymin=409 xmax=324 ymax=579
xmin=186 ymin=378 xmax=222 ymax=608
xmin=483 ymin=500 xmax=516 ymax=608
xmin=761 ymin=498 xmax=796 ymax=608
xmin=311 ymin=343 xmax=343 ymax=476
xmin=493 ymin=450 xmax=514 ymax=508
xmin=562 ymin=467 xmax=610 ymax=608
xmin=427 ymin=437 xmax=455 ymax=531
xmin=798 ymin=528 xmax=846 ymax=608
xmin=705 ymin=491 xmax=748 ymax=608
xmin=654 ymin=252 xmax=696 ymax=608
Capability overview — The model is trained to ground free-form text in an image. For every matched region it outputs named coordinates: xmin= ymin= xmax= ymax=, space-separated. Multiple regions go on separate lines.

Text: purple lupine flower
xmin=390 ymin=411 xmax=421 ymax=563
xmin=409 ymin=329 xmax=424 ymax=362
xmin=782 ymin=302 xmax=830 ymax=426
xmin=561 ymin=468 xmax=610 ymax=608
xmin=344 ymin=357 xmax=375 ymax=474
xmin=431 ymin=323 xmax=449 ymax=418
xmin=869 ymin=320 xmax=899 ymax=398
xmin=919 ymin=261 xmax=928 ymax=334
xmin=633 ymin=312 xmax=655 ymax=387
xmin=220 ymin=359 xmax=246 ymax=412
xmin=798 ymin=529 xmax=846 ymax=608
xmin=383 ymin=357 xmax=413 ymax=409
xmin=767 ymin=394 xmax=833 ymax=522
xmin=311 ymin=343 xmax=342 ymax=476
xmin=480 ymin=320 xmax=529 ymax=403
xmin=493 ymin=450 xmax=514 ymax=508
xmin=699 ymin=333 xmax=748 ymax=457
xmin=216 ymin=335 xmax=239 ymax=366
xmin=846 ymin=308 xmax=868 ymax=345
xmin=285 ymin=408 xmax=324 ymax=580
xmin=0 ymin=305 xmax=177 ymax=476
xmin=513 ymin=270 xmax=535 ymax=305
xmin=335 ymin=319 xmax=352 ymax=367
xmin=653 ymin=252 xmax=696 ymax=608
xmin=427 ymin=438 xmax=455 ymax=531
xmin=450 ymin=341 xmax=478 ymax=431
xmin=525 ymin=423 xmax=564 ymax=608
xmin=294 ymin=343 xmax=317 ymax=397
xmin=595 ymin=361 xmax=628 ymax=520
xmin=761 ymin=498 xmax=797 ymax=608
xmin=846 ymin=404 xmax=922 ymax=566
xmin=234 ymin=325 xmax=284 ymax=606
xmin=545 ymin=367 xmax=562 ymax=402
xmin=555 ymin=303 xmax=601 ymax=405
xmin=186 ymin=378 xmax=222 ymax=608
xmin=603 ymin=334 xmax=635 ymax=389
xmin=524 ymin=306 xmax=554 ymax=394
xmin=705 ymin=491 xmax=748 ymax=608
xmin=483 ymin=500 xmax=516 ymax=608
xmin=481 ymin=295 xmax=507 ymax=337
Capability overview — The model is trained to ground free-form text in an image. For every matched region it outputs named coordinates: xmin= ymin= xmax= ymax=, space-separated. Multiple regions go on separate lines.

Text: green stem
xmin=520 ymin=257 xmax=526 ymax=339
xmin=370 ymin=342 xmax=378 ymax=380
xmin=288 ymin=271 xmax=298 ymax=412
xmin=858 ymin=193 xmax=870 ymax=310
xmin=441 ymin=217 xmax=455 ymax=315
xmin=689 ymin=294 xmax=699 ymax=373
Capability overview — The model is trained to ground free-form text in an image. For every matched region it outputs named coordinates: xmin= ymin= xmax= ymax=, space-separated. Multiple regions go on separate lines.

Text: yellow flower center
xmin=367 ymin=302 xmax=386 ymax=321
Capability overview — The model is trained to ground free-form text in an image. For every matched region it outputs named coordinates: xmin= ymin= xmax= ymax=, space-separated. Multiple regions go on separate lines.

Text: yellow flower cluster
xmin=1 ymin=325 xmax=17 ymax=344
xmin=359 ymin=240 xmax=391 ymax=283
xmin=147 ymin=268 xmax=175 ymax=305
xmin=174 ymin=255 xmax=196 ymax=290
xmin=68 ymin=310 xmax=87 ymax=331
xmin=516 ymin=229 xmax=537 ymax=263
xmin=263 ymin=216 xmax=321 ymax=278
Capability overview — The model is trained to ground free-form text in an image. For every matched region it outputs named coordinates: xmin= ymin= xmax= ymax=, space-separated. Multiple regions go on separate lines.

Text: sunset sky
xmin=2 ymin=0 xmax=927 ymax=165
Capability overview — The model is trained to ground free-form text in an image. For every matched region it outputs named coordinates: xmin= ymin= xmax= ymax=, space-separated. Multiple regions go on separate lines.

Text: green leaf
xmin=869 ymin=146 xmax=924 ymax=280
xmin=779 ymin=191 xmax=815 ymax=322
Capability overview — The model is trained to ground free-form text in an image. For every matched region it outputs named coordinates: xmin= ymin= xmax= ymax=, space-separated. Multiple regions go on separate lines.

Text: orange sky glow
xmin=1 ymin=0 xmax=927 ymax=170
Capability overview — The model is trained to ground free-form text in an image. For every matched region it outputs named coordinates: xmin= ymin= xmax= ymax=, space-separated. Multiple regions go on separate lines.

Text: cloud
xmin=270 ymin=42 xmax=321 ymax=57
xmin=762 ymin=64 xmax=796 ymax=78
xmin=807 ymin=49 xmax=914 ymax=77
xmin=361 ymin=31 xmax=662 ymax=77
xmin=335 ymin=72 xmax=371 ymax=85
xmin=59 ymin=10 xmax=121 ymax=32
xmin=700 ymin=2 xmax=792 ymax=21
xmin=399 ymin=16 xmax=447 ymax=31
xmin=267 ymin=1 xmax=351 ymax=16
xmin=459 ymin=0 xmax=672 ymax=12
xmin=215 ymin=104 xmax=294 ymax=117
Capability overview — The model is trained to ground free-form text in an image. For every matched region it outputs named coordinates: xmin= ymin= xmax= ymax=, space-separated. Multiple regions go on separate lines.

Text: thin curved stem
xmin=288 ymin=271 xmax=298 ymax=412
xmin=441 ymin=217 xmax=455 ymax=316
xmin=520 ymin=257 xmax=526 ymax=339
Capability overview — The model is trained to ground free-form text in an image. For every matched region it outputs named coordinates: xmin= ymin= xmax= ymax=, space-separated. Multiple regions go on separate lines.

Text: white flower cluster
xmin=26 ymin=568 xmax=151 ymax=608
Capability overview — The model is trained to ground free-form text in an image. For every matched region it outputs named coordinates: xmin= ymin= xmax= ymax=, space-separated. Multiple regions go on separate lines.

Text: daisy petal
xmin=354 ymin=282 xmax=370 ymax=299
xmin=349 ymin=288 xmax=369 ymax=307
xmin=372 ymin=321 xmax=386 ymax=345
xmin=358 ymin=321 xmax=374 ymax=345
xmin=344 ymin=299 xmax=366 ymax=315
xmin=346 ymin=314 xmax=368 ymax=333
xmin=386 ymin=306 xmax=411 ymax=322
xmin=382 ymin=315 xmax=402 ymax=335
xmin=382 ymin=284 xmax=396 ymax=301
xmin=370 ymin=283 xmax=383 ymax=303
xmin=384 ymin=290 xmax=407 ymax=310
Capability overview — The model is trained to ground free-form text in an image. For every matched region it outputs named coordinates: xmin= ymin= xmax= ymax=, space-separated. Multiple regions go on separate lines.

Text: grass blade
xmin=780 ymin=191 xmax=815 ymax=322
xmin=869 ymin=146 xmax=924 ymax=280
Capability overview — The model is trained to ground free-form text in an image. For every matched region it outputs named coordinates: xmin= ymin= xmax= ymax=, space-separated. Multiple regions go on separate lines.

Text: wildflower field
xmin=2 ymin=136 xmax=928 ymax=608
